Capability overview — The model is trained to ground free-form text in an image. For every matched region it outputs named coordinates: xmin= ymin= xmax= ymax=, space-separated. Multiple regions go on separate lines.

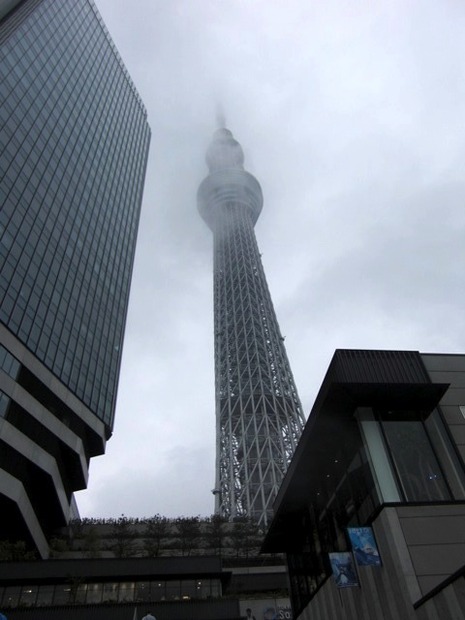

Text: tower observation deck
xmin=198 ymin=125 xmax=305 ymax=526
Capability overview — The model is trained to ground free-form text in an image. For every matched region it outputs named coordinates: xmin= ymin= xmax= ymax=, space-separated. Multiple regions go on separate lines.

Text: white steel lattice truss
xmin=198 ymin=128 xmax=305 ymax=527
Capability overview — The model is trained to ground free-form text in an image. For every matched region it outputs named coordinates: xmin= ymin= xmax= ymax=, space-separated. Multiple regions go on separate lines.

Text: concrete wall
xmin=422 ymin=353 xmax=465 ymax=464
xmin=297 ymin=506 xmax=465 ymax=620
xmin=416 ymin=575 xmax=465 ymax=620
xmin=397 ymin=504 xmax=465 ymax=595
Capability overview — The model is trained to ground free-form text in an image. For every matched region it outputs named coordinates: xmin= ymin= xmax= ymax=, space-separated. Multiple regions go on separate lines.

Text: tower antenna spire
xmin=216 ymin=103 xmax=226 ymax=129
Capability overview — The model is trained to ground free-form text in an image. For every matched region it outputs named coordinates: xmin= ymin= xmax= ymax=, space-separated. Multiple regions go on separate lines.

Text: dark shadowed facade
xmin=0 ymin=555 xmax=290 ymax=620
xmin=264 ymin=349 xmax=465 ymax=620
xmin=0 ymin=557 xmax=232 ymax=619
xmin=0 ymin=0 xmax=150 ymax=557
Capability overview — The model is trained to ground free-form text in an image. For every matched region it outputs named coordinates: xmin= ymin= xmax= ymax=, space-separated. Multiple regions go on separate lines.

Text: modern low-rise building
xmin=0 ymin=516 xmax=290 ymax=618
xmin=263 ymin=349 xmax=465 ymax=619
xmin=0 ymin=555 xmax=290 ymax=620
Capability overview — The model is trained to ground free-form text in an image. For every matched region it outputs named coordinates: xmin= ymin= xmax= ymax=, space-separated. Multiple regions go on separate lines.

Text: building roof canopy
xmin=262 ymin=349 xmax=448 ymax=552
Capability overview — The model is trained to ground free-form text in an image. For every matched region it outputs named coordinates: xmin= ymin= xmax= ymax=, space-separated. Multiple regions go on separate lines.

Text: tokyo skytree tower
xmin=197 ymin=123 xmax=306 ymax=526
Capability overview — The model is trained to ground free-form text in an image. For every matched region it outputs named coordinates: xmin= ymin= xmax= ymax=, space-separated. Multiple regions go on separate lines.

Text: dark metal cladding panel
xmin=330 ymin=349 xmax=430 ymax=385
xmin=0 ymin=556 xmax=224 ymax=581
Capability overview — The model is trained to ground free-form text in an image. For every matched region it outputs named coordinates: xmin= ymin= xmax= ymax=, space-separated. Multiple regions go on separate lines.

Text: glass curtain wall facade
xmin=0 ymin=577 xmax=221 ymax=610
xmin=0 ymin=0 xmax=150 ymax=556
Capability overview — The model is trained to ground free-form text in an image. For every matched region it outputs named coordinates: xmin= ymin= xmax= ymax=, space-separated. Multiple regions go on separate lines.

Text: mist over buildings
xmin=76 ymin=0 xmax=465 ymax=519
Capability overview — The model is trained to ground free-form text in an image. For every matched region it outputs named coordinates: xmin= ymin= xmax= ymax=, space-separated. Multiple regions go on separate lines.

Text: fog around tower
xmin=76 ymin=0 xmax=465 ymax=518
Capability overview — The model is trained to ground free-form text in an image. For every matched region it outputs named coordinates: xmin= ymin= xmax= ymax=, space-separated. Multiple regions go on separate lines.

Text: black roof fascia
xmin=0 ymin=556 xmax=227 ymax=585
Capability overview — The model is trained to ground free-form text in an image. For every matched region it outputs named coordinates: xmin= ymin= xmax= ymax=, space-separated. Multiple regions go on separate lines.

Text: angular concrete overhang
xmin=262 ymin=349 xmax=449 ymax=553
xmin=0 ymin=469 xmax=49 ymax=559
xmin=0 ymin=419 xmax=71 ymax=522
xmin=0 ymin=324 xmax=106 ymax=455
xmin=0 ymin=369 xmax=88 ymax=489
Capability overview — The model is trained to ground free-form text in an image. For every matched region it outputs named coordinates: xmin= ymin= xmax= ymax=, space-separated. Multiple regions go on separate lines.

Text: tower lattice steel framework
xmin=198 ymin=125 xmax=306 ymax=526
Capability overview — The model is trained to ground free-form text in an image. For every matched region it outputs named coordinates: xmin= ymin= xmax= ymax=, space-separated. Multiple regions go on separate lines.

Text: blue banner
xmin=347 ymin=527 xmax=382 ymax=566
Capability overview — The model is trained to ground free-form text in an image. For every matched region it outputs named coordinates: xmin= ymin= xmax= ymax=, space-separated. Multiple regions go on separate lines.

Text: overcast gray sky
xmin=76 ymin=0 xmax=465 ymax=519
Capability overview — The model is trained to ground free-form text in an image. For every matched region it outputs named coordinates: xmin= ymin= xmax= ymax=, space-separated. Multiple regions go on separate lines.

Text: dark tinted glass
xmin=0 ymin=0 xmax=150 ymax=428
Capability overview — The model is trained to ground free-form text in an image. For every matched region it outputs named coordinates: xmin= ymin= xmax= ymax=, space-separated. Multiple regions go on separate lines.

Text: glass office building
xmin=0 ymin=0 xmax=150 ymax=556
